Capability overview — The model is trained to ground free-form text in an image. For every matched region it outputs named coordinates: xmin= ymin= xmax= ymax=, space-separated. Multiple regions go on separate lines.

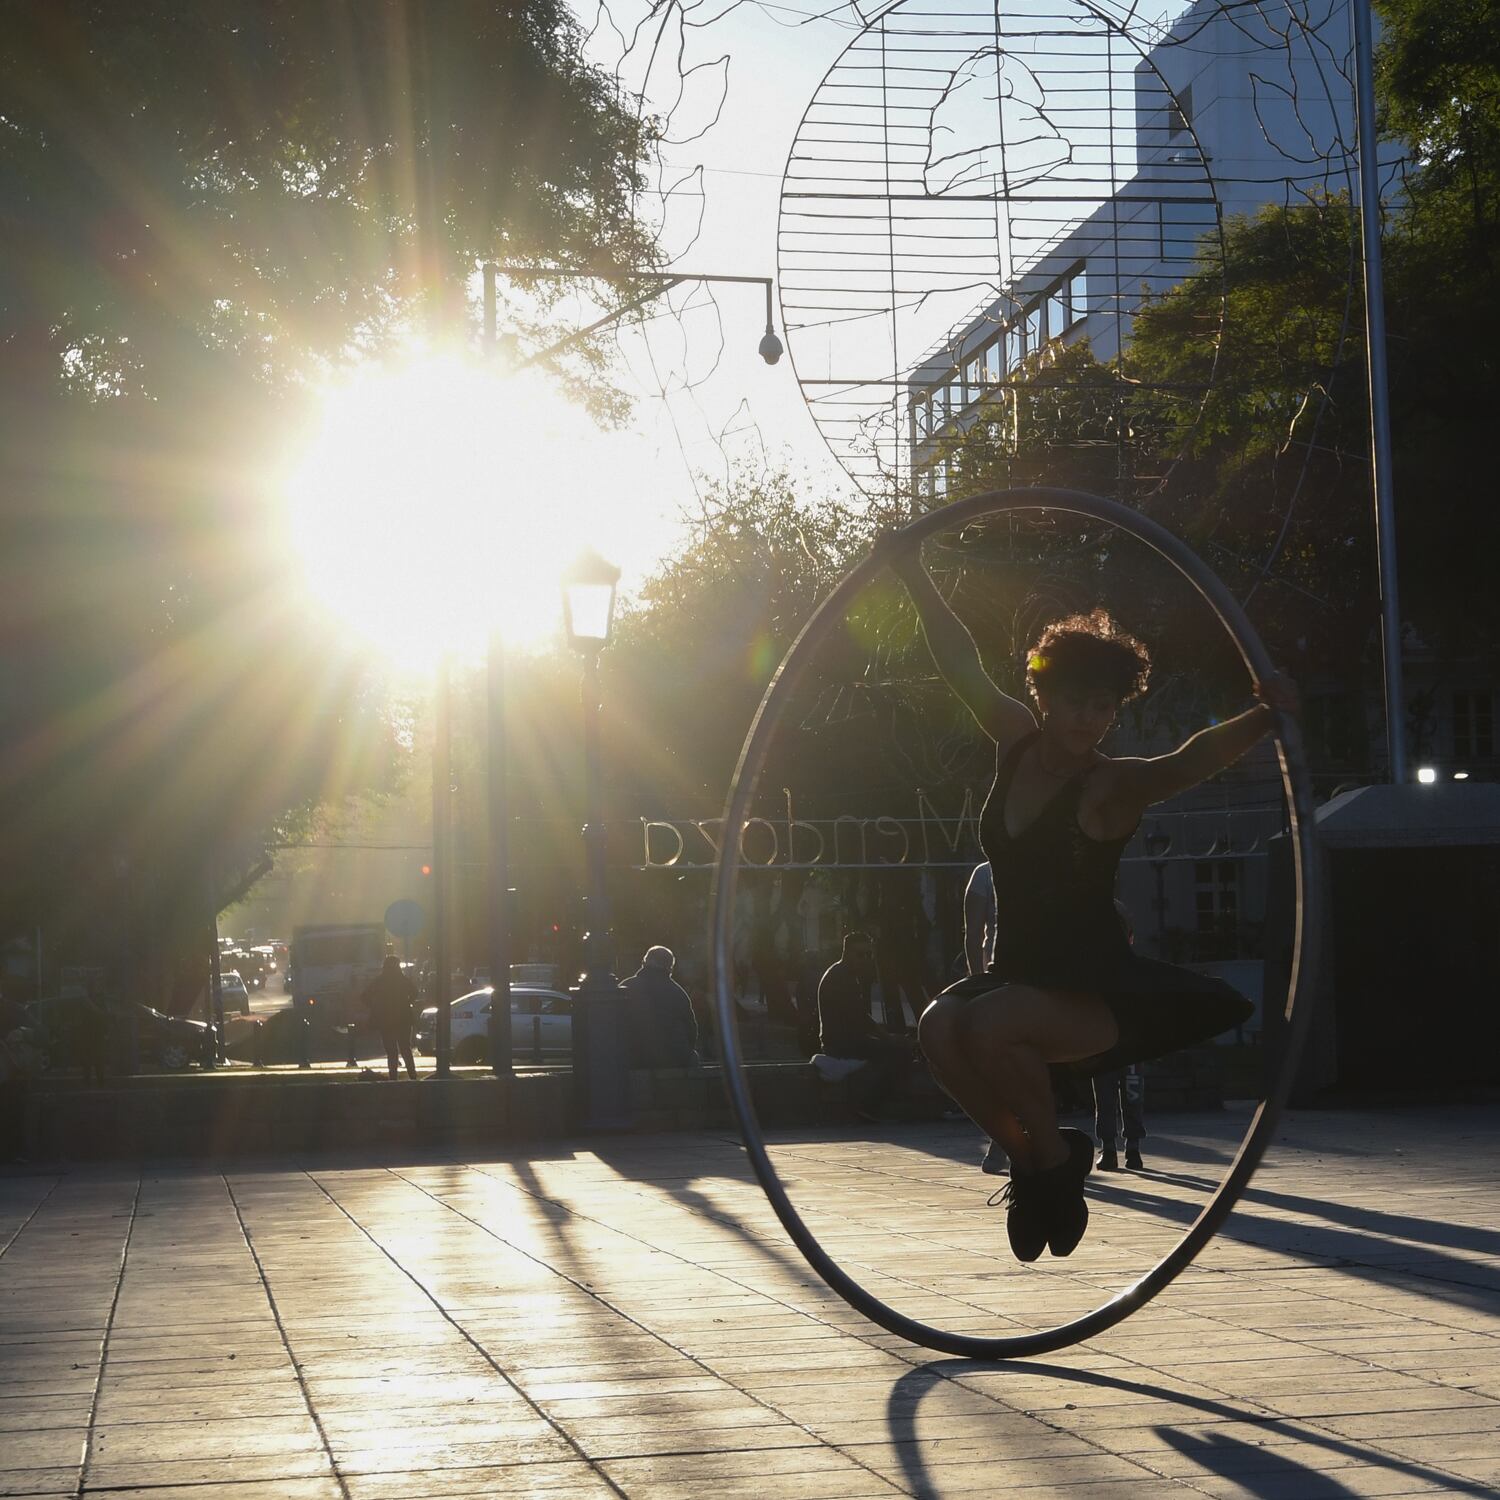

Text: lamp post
xmin=1145 ymin=830 xmax=1171 ymax=959
xmin=482 ymin=262 xmax=514 ymax=1079
xmin=432 ymin=653 xmax=454 ymax=1077
xmin=563 ymin=547 xmax=631 ymax=1130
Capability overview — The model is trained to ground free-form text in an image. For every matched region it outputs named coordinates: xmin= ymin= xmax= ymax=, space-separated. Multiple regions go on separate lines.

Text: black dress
xmin=941 ymin=731 xmax=1252 ymax=1074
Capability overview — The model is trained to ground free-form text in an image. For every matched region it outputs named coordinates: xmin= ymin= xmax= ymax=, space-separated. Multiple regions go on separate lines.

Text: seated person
xmin=621 ymin=946 xmax=701 ymax=1068
xmin=814 ymin=932 xmax=917 ymax=1120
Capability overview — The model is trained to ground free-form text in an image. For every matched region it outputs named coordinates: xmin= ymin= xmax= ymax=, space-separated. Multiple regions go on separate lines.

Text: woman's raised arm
xmin=889 ymin=546 xmax=1037 ymax=747
xmin=1102 ymin=675 xmax=1296 ymax=813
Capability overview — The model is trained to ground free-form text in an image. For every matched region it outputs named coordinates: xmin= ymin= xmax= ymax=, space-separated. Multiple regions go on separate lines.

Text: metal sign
xmin=383 ymin=899 xmax=426 ymax=939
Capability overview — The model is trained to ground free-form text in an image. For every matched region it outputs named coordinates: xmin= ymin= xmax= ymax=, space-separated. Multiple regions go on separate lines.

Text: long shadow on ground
xmin=886 ymin=1359 xmax=1496 ymax=1500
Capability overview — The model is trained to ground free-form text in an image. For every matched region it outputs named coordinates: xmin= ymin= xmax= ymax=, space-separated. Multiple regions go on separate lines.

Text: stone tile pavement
xmin=0 ymin=1103 xmax=1495 ymax=1498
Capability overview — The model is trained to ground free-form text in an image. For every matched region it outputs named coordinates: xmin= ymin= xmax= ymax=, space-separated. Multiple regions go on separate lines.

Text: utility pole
xmin=1352 ymin=0 xmax=1408 ymax=783
xmin=483 ymin=260 xmax=513 ymax=1078
xmin=432 ymin=654 xmax=453 ymax=1076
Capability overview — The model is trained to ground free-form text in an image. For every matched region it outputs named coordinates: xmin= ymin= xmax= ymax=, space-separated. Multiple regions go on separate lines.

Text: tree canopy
xmin=0 ymin=2 xmax=659 ymax=987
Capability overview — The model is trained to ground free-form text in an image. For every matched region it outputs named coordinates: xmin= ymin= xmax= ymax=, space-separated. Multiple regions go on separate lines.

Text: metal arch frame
xmin=709 ymin=488 xmax=1320 ymax=1359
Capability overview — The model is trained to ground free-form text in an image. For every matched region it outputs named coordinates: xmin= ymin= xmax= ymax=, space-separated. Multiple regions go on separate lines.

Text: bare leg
xmin=966 ymin=985 xmax=1119 ymax=1170
xmin=918 ymin=997 xmax=1033 ymax=1170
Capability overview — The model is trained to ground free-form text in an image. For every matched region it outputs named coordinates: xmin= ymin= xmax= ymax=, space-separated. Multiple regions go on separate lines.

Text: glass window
xmin=1024 ymin=305 xmax=1042 ymax=353
xmin=1069 ymin=266 xmax=1088 ymax=322
xmin=933 ymin=462 xmax=948 ymax=499
xmin=983 ymin=340 xmax=1001 ymax=383
xmin=1169 ymin=83 xmax=1193 ymax=140
xmin=1453 ymin=691 xmax=1495 ymax=758
xmin=1306 ymin=693 xmax=1365 ymax=765
xmin=1193 ymin=858 xmax=1240 ymax=958
xmin=1047 ymin=290 xmax=1066 ymax=339
xmin=948 ymin=378 xmax=962 ymax=413
xmin=1161 ymin=200 xmax=1217 ymax=260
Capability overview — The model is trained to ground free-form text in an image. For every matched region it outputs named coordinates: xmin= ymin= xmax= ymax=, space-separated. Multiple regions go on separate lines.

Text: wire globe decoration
xmin=777 ymin=0 xmax=1363 ymax=505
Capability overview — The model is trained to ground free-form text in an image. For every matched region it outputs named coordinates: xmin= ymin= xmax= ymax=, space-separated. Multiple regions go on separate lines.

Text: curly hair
xmin=1025 ymin=608 xmax=1151 ymax=706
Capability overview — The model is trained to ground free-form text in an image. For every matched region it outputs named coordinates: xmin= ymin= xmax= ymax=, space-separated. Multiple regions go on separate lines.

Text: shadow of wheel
xmin=453 ymin=1036 xmax=488 ymax=1066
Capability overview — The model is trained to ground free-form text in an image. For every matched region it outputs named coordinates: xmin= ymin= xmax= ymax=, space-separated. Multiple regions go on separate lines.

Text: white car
xmin=414 ymin=986 xmax=572 ymax=1065
xmin=215 ymin=971 xmax=251 ymax=1016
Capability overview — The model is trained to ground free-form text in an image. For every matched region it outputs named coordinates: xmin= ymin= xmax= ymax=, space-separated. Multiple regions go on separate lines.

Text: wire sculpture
xmin=775 ymin=0 xmax=1368 ymax=530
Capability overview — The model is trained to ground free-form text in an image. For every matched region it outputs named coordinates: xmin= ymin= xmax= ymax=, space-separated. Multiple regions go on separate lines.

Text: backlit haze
xmin=282 ymin=352 xmax=666 ymax=669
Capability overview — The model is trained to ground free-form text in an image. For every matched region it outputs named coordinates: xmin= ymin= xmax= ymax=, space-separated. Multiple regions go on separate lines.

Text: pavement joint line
xmin=449 ymin=1148 xmax=1146 ymax=1370
xmin=300 ymin=1167 xmax=633 ymax=1500
xmin=5 ymin=1111 xmax=1497 ymax=1496
xmin=386 ymin=1163 xmax=908 ymax=1497
xmin=76 ymin=1174 xmax=143 ymax=1498
xmin=422 ymin=1148 xmax=1499 ymax=1500
xmin=0 ymin=1176 xmax=61 ymax=1261
xmin=394 ymin=1160 xmax=1279 ymax=1494
xmin=221 ymin=1173 xmax=352 ymax=1500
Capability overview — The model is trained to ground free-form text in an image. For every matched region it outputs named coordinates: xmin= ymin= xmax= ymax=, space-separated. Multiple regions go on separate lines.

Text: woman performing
xmin=893 ymin=550 xmax=1293 ymax=1264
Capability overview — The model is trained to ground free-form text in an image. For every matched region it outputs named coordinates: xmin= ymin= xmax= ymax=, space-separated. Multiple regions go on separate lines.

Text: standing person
xmin=964 ymin=863 xmax=1008 ymax=1177
xmin=361 ymin=956 xmax=418 ymax=1080
xmin=1094 ymin=1063 xmax=1146 ymax=1171
xmin=1094 ymin=901 xmax=1146 ymax=1170
xmin=816 ymin=932 xmax=918 ymax=1122
xmin=963 ymin=861 xmax=997 ymax=977
xmin=894 ymin=546 xmax=1281 ymax=1263
xmin=621 ymin=945 xmax=701 ymax=1068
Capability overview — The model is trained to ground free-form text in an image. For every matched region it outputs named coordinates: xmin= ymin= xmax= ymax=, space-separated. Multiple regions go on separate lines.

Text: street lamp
xmin=562 ymin=547 xmax=631 ymax=1129
xmin=482 ymin=263 xmax=513 ymax=1080
xmin=1145 ymin=829 xmax=1171 ymax=959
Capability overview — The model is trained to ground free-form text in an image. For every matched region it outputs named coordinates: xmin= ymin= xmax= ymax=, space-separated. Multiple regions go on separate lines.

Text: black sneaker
xmin=1125 ymin=1145 xmax=1144 ymax=1170
xmin=994 ymin=1173 xmax=1047 ymax=1263
xmin=1096 ymin=1145 xmax=1119 ymax=1171
xmin=1042 ymin=1128 xmax=1094 ymax=1258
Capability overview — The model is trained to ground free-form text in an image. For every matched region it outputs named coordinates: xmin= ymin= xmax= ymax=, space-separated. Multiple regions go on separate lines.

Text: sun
xmin=283 ymin=351 xmax=661 ymax=671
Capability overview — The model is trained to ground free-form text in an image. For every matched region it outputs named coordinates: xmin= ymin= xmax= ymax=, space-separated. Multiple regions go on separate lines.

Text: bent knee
xmin=967 ymin=984 xmax=1119 ymax=1062
xmin=917 ymin=995 xmax=972 ymax=1060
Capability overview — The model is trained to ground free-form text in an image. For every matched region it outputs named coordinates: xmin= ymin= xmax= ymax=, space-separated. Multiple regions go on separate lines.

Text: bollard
xmin=345 ymin=1023 xmax=358 ymax=1068
xmin=251 ymin=1021 xmax=264 ymax=1069
xmin=532 ymin=1014 xmax=543 ymax=1065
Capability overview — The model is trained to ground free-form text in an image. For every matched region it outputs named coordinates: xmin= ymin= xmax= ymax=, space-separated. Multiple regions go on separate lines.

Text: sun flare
xmin=283 ymin=352 xmax=663 ymax=671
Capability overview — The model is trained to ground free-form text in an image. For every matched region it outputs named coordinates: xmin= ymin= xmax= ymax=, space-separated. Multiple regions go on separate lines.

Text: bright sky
xmin=282 ymin=0 xmax=1196 ymax=669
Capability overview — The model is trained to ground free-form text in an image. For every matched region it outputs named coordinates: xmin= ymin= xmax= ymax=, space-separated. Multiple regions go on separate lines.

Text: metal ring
xmin=709 ymin=487 xmax=1320 ymax=1359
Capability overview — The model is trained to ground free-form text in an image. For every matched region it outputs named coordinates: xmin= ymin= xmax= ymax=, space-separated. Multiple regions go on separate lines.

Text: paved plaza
xmin=0 ymin=1103 xmax=1496 ymax=1499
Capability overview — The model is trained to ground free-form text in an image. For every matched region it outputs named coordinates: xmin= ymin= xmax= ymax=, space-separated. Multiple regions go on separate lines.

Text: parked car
xmin=223 ymin=948 xmax=266 ymax=989
xmin=26 ymin=996 xmax=214 ymax=1073
xmin=133 ymin=1004 xmax=214 ymax=1070
xmin=216 ymin=971 xmax=252 ymax=1015
xmin=414 ymin=986 xmax=572 ymax=1065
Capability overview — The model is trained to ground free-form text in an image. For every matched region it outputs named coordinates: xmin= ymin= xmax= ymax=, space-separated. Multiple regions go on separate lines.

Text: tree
xmin=0 ymin=2 xmax=658 ymax=996
xmin=1375 ymin=0 xmax=1500 ymax=647
xmin=0 ymin=1 xmax=658 ymax=398
xmin=1126 ymin=194 xmax=1379 ymax=674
